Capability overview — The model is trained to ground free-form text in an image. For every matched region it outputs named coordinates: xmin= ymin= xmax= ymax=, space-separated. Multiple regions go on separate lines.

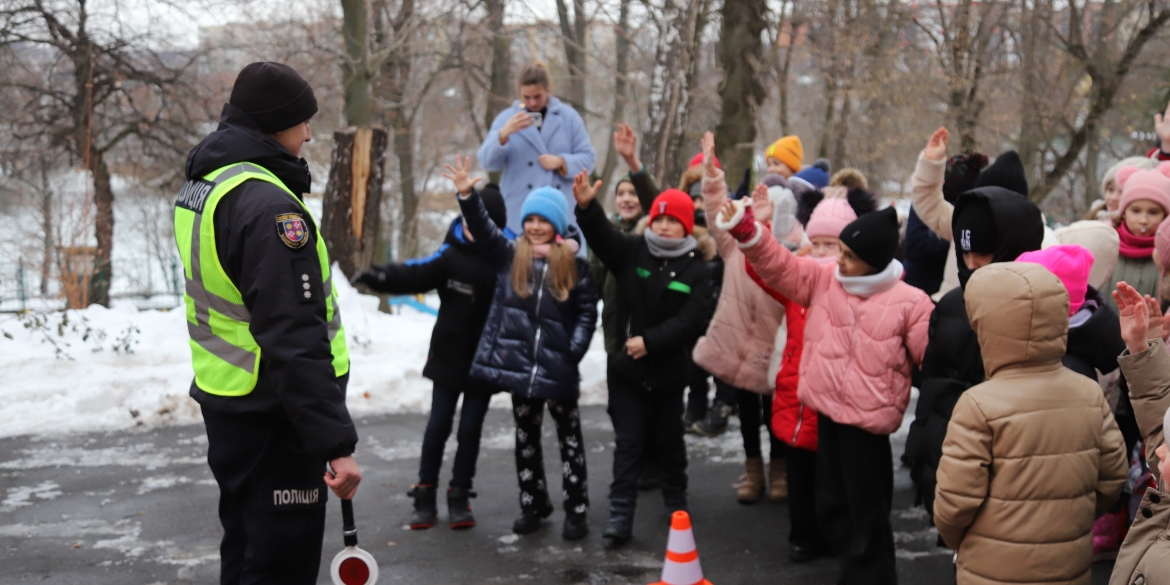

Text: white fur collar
xmin=835 ymin=259 xmax=904 ymax=298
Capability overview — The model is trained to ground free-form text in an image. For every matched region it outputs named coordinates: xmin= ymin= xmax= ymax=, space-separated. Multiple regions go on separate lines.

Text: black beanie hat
xmin=839 ymin=207 xmax=899 ymax=271
xmin=975 ymin=150 xmax=1028 ymax=197
xmin=230 ymin=62 xmax=319 ymax=134
xmin=944 ymin=153 xmax=990 ymax=203
xmin=952 ymin=198 xmax=997 ymax=254
xmin=478 ymin=183 xmax=508 ymax=229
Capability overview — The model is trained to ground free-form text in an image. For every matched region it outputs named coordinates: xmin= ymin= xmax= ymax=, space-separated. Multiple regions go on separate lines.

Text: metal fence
xmin=0 ymin=255 xmax=184 ymax=312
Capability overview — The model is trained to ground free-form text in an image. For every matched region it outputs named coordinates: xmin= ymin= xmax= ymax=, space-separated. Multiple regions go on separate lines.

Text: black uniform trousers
xmin=816 ymin=414 xmax=897 ymax=585
xmin=787 ymin=445 xmax=831 ymax=550
xmin=511 ymin=394 xmax=589 ymax=515
xmin=607 ymin=368 xmax=688 ymax=504
xmin=203 ymin=408 xmax=328 ymax=585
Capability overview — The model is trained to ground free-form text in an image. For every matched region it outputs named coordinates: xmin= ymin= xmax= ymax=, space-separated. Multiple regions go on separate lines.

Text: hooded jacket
xmin=458 ymin=189 xmax=597 ymax=401
xmin=934 ymin=262 xmax=1128 ymax=585
xmin=906 ymin=186 xmax=1045 ymax=515
xmin=1112 ymin=338 xmax=1170 ymax=585
xmin=1062 ymin=287 xmax=1124 ymax=380
xmin=692 ymin=171 xmax=787 ymax=394
xmin=183 ymin=102 xmax=357 ymax=462
xmin=353 ymin=218 xmax=500 ymax=390
xmin=575 ymin=198 xmax=714 ymax=391
xmin=736 ymin=212 xmax=933 ymax=435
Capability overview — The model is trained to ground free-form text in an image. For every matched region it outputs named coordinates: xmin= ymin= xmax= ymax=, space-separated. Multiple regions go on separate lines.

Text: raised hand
xmin=924 ymin=127 xmax=948 ymax=161
xmin=1145 ymin=294 xmax=1165 ymax=341
xmin=614 ymin=123 xmax=641 ymax=171
xmin=442 ymin=155 xmax=482 ymax=196
xmin=1156 ymin=101 xmax=1170 ymax=153
xmin=572 ymin=170 xmax=601 ymax=208
xmin=1114 ymin=282 xmax=1151 ymax=354
xmin=701 ymin=131 xmax=718 ymax=177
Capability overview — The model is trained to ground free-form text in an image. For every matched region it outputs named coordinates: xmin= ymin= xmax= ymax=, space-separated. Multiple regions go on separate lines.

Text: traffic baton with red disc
xmin=330 ymin=499 xmax=379 ymax=585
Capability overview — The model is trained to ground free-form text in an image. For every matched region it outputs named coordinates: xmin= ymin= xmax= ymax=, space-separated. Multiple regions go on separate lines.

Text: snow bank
xmin=0 ymin=272 xmax=610 ymax=439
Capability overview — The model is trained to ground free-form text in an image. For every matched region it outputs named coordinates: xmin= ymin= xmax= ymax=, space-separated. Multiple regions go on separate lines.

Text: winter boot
xmin=563 ymin=512 xmax=589 ymax=540
xmin=447 ymin=487 xmax=477 ymax=529
xmin=735 ymin=457 xmax=765 ymax=504
xmin=602 ymin=498 xmax=635 ymax=549
xmin=692 ymin=400 xmax=733 ymax=437
xmin=512 ymin=499 xmax=554 ymax=535
xmin=768 ymin=458 xmax=789 ymax=503
xmin=406 ymin=484 xmax=438 ymax=530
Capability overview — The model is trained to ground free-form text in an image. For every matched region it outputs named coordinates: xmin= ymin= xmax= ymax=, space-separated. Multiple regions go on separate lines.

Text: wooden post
xmin=321 ymin=127 xmax=389 ymax=281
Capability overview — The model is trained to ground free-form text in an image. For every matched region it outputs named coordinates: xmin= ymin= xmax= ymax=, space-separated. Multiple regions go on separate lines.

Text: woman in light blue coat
xmin=477 ymin=63 xmax=596 ymax=237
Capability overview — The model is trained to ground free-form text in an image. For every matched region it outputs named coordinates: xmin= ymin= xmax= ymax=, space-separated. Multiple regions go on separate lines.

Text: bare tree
xmin=554 ymin=0 xmax=589 ymax=112
xmin=0 ymin=0 xmax=202 ymax=307
xmin=715 ymin=0 xmax=769 ymax=187
xmin=596 ymin=0 xmax=633 ymax=197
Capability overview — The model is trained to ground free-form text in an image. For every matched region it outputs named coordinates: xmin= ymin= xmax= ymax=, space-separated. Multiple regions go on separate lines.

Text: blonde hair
xmin=511 ymin=236 xmax=578 ymax=302
xmin=518 ymin=63 xmax=551 ymax=90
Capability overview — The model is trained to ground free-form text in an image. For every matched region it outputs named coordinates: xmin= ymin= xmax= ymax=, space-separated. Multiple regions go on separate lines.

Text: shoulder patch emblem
xmin=276 ymin=213 xmax=309 ymax=248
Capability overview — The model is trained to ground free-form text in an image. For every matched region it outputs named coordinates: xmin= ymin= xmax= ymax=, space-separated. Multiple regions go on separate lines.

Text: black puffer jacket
xmin=905 ymin=186 xmax=1044 ymax=516
xmin=458 ymin=189 xmax=597 ymax=401
xmin=353 ymin=218 xmax=499 ymax=391
xmin=1063 ymin=286 xmax=1124 ymax=380
xmin=576 ymin=198 xmax=713 ymax=390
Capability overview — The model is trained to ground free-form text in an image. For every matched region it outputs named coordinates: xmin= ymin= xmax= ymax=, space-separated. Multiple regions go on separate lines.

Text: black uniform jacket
xmin=183 ymin=102 xmax=357 ymax=462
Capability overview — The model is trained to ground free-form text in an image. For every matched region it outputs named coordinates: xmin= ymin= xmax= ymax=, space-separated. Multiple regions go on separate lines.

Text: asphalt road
xmin=0 ymin=404 xmax=1116 ymax=584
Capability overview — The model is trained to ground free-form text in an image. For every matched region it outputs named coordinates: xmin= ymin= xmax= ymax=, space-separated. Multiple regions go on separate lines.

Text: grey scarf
xmin=644 ymin=229 xmax=698 ymax=259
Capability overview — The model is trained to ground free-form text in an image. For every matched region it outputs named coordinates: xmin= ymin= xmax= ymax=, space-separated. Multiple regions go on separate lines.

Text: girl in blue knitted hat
xmin=443 ymin=156 xmax=598 ymax=541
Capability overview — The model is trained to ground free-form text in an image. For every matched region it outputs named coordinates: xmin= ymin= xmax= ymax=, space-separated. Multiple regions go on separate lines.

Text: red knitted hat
xmin=688 ymin=152 xmax=720 ymax=169
xmin=649 ymin=189 xmax=696 ymax=236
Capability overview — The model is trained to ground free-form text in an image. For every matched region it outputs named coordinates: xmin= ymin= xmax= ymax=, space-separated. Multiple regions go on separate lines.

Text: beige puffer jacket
xmin=1111 ymin=338 xmax=1170 ymax=585
xmin=692 ymin=172 xmax=786 ymax=393
xmin=934 ymin=262 xmax=1128 ymax=585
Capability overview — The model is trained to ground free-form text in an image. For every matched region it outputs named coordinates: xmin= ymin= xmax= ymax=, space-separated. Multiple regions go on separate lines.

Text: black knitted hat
xmin=478 ymin=183 xmax=508 ymax=229
xmin=943 ymin=153 xmax=990 ymax=203
xmin=952 ymin=198 xmax=997 ymax=254
xmin=230 ymin=62 xmax=319 ymax=134
xmin=839 ymin=207 xmax=899 ymax=271
xmin=975 ymin=150 xmax=1028 ymax=197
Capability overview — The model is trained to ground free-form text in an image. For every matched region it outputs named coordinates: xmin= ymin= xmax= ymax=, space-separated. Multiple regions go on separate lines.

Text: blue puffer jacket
xmin=457 ymin=188 xmax=597 ymax=401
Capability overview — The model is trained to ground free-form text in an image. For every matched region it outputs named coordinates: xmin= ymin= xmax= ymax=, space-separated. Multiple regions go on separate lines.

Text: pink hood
xmin=1016 ymin=244 xmax=1093 ymax=316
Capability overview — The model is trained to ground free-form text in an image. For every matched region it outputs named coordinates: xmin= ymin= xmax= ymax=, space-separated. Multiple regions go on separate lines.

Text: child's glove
xmin=716 ymin=199 xmax=760 ymax=244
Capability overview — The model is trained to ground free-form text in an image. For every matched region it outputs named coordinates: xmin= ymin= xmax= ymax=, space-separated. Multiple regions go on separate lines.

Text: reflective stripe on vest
xmin=174 ymin=162 xmax=349 ymax=396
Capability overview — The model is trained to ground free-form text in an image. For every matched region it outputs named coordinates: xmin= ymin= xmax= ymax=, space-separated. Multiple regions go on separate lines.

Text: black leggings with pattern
xmin=511 ymin=394 xmax=589 ymax=515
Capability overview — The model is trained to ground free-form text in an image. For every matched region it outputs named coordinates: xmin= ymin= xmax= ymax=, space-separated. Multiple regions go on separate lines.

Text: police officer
xmin=174 ymin=62 xmax=361 ymax=584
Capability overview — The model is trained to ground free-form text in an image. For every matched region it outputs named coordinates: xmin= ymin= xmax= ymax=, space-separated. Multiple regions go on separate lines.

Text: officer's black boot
xmin=407 ymin=485 xmax=438 ymax=530
xmin=447 ymin=487 xmax=477 ymax=530
xmin=602 ymin=498 xmax=635 ymax=549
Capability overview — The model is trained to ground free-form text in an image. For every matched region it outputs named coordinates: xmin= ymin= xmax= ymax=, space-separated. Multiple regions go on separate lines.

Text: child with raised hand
xmin=1105 ymin=162 xmax=1170 ymax=313
xmin=717 ymin=175 xmax=933 ymax=583
xmin=1112 ymin=281 xmax=1170 ymax=582
xmin=691 ymin=132 xmax=789 ymax=505
xmin=572 ymin=168 xmax=713 ymax=549
xmin=443 ymin=156 xmax=598 ymax=542
xmin=352 ymin=184 xmax=508 ymax=531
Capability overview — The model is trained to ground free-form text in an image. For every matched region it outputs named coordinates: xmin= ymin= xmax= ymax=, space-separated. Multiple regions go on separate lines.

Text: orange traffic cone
xmin=649 ymin=511 xmax=713 ymax=585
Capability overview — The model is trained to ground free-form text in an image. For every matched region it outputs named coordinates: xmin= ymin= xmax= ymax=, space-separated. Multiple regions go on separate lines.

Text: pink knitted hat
xmin=1117 ymin=161 xmax=1170 ymax=217
xmin=1016 ymin=245 xmax=1094 ymax=316
xmin=1156 ymin=217 xmax=1170 ymax=273
xmin=805 ymin=198 xmax=857 ymax=240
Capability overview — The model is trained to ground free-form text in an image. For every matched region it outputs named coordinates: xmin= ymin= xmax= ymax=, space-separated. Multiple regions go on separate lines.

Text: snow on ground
xmin=0 ymin=271 xmax=610 ymax=439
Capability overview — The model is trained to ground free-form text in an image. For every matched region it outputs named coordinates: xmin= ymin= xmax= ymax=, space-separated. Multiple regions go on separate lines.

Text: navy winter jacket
xmin=902 ymin=207 xmax=950 ymax=295
xmin=457 ymin=189 xmax=597 ymax=401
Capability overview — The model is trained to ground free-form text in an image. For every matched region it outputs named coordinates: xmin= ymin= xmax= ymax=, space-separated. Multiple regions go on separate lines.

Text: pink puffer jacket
xmin=739 ymin=222 xmax=933 ymax=435
xmin=692 ymin=174 xmax=786 ymax=393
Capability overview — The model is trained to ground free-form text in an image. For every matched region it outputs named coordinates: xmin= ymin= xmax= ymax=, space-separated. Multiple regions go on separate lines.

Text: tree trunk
xmin=597 ymin=0 xmax=632 ymax=201
xmin=89 ymin=154 xmax=113 ymax=307
xmin=641 ymin=0 xmax=705 ymax=187
xmin=389 ymin=114 xmax=418 ymax=260
xmin=341 ymin=0 xmax=373 ymax=127
xmin=484 ymin=0 xmax=511 ymax=185
xmin=554 ymin=0 xmax=588 ymax=112
xmin=39 ymin=160 xmax=53 ymax=295
xmin=715 ymin=0 xmax=768 ymax=189
xmin=321 ymin=128 xmax=389 ymax=279
xmin=776 ymin=11 xmax=797 ymax=136
xmin=1016 ymin=0 xmax=1043 ymax=172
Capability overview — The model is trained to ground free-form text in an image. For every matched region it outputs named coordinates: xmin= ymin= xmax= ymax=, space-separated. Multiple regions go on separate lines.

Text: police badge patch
xmin=276 ymin=213 xmax=309 ymax=249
